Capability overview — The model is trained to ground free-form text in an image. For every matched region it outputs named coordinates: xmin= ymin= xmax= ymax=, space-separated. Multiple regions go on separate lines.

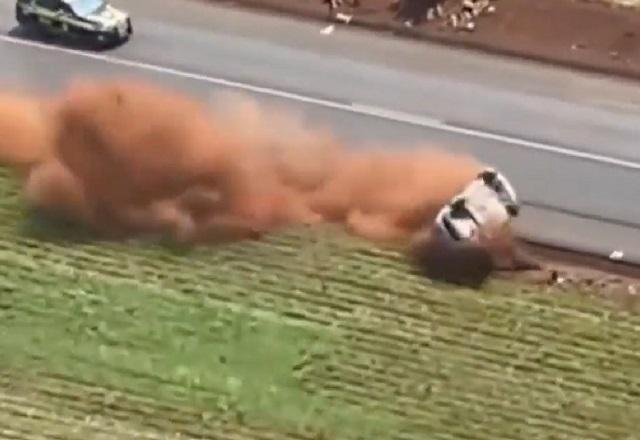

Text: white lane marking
xmin=2 ymin=33 xmax=640 ymax=171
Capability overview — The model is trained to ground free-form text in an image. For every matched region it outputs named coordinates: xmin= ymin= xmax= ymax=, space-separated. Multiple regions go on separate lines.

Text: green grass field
xmin=1 ymin=167 xmax=640 ymax=440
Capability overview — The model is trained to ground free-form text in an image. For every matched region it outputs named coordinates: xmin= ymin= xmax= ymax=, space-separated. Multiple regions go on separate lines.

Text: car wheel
xmin=15 ymin=8 xmax=50 ymax=39
xmin=15 ymin=5 xmax=37 ymax=28
xmin=94 ymin=30 xmax=120 ymax=49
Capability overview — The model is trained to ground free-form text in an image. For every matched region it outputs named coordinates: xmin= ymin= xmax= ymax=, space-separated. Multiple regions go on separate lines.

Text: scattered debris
xmin=335 ymin=12 xmax=353 ymax=23
xmin=373 ymin=0 xmax=498 ymax=32
xmin=426 ymin=3 xmax=444 ymax=20
xmin=320 ymin=24 xmax=335 ymax=34
xmin=549 ymin=270 xmax=566 ymax=285
xmin=446 ymin=0 xmax=496 ymax=32
xmin=323 ymin=0 xmax=356 ymax=24
xmin=448 ymin=14 xmax=475 ymax=31
xmin=609 ymin=250 xmax=624 ymax=261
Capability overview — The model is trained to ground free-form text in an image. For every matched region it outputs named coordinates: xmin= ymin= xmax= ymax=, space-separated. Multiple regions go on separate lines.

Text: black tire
xmin=15 ymin=6 xmax=52 ymax=39
xmin=15 ymin=4 xmax=36 ymax=26
xmin=92 ymin=29 xmax=121 ymax=49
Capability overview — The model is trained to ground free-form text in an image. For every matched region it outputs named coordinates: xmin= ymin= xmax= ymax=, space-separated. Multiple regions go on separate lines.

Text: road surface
xmin=1 ymin=0 xmax=639 ymax=263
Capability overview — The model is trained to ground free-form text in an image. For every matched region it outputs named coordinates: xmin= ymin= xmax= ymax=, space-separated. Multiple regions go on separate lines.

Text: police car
xmin=15 ymin=0 xmax=133 ymax=47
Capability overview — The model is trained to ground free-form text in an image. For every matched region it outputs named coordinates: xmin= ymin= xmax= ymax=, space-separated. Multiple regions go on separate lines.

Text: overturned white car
xmin=429 ymin=167 xmax=519 ymax=243
xmin=409 ymin=166 xmax=538 ymax=288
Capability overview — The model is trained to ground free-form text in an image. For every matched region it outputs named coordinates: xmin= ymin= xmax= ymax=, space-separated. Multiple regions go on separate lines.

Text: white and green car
xmin=15 ymin=0 xmax=133 ymax=47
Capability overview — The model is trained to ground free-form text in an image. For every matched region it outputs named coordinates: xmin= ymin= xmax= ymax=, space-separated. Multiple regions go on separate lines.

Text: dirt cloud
xmin=0 ymin=77 xmax=484 ymax=248
xmin=0 ymin=89 xmax=56 ymax=175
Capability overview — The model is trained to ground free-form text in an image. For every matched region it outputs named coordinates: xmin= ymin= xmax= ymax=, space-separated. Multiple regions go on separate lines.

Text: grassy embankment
xmin=0 ymin=167 xmax=639 ymax=440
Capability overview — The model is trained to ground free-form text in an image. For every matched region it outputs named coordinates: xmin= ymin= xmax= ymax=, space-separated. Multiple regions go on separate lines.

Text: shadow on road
xmin=6 ymin=24 xmax=127 ymax=53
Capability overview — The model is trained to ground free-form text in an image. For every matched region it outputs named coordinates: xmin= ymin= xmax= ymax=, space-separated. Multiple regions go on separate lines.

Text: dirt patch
xmin=206 ymin=0 xmax=640 ymax=80
xmin=494 ymin=240 xmax=640 ymax=312
xmin=405 ymin=232 xmax=640 ymax=310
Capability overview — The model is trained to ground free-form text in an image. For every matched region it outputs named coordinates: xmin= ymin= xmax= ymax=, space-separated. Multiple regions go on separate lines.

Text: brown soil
xmin=208 ymin=0 xmax=640 ymax=80
xmin=496 ymin=239 xmax=640 ymax=312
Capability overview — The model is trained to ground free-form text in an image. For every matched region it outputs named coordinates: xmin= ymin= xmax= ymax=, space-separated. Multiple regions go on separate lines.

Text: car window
xmin=68 ymin=0 xmax=106 ymax=16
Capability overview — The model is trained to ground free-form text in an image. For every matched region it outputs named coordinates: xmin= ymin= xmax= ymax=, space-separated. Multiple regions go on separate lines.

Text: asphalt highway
xmin=1 ymin=0 xmax=640 ymax=263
